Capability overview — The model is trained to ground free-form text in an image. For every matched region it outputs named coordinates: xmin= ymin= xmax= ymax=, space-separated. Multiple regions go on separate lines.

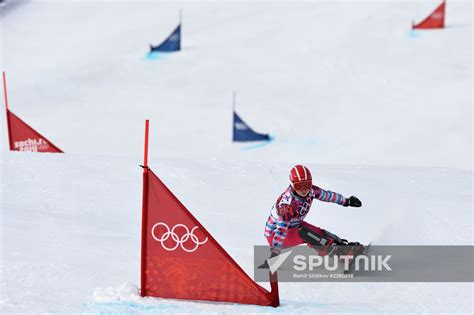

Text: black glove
xmin=344 ymin=196 xmax=362 ymax=207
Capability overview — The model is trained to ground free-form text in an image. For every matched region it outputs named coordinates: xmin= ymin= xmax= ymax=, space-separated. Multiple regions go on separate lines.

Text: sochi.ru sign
xmin=14 ymin=138 xmax=49 ymax=152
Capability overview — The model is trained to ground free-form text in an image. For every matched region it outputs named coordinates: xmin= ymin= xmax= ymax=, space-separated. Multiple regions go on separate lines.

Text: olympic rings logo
xmin=297 ymin=201 xmax=311 ymax=216
xmin=151 ymin=222 xmax=208 ymax=253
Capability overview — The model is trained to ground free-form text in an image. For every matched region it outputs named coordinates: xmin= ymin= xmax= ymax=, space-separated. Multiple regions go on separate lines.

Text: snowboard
xmin=343 ymin=242 xmax=372 ymax=274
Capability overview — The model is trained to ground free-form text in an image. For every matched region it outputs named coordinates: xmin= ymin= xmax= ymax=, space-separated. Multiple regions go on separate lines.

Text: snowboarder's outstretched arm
xmin=313 ymin=186 xmax=346 ymax=205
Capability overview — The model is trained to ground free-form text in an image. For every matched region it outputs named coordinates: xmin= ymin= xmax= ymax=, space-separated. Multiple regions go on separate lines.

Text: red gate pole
xmin=2 ymin=71 xmax=13 ymax=150
xmin=140 ymin=119 xmax=150 ymax=296
xmin=270 ymin=271 xmax=280 ymax=307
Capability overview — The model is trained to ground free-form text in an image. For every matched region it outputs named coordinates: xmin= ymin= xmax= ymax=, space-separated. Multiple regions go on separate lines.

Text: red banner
xmin=3 ymin=71 xmax=63 ymax=153
xmin=413 ymin=1 xmax=446 ymax=29
xmin=141 ymin=169 xmax=278 ymax=306
xmin=6 ymin=110 xmax=63 ymax=153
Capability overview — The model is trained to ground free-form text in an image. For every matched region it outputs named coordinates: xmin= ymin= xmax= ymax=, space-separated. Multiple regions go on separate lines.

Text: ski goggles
xmin=293 ymin=180 xmax=312 ymax=191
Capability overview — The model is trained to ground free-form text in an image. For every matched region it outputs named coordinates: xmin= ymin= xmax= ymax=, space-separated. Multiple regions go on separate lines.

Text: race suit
xmin=264 ymin=185 xmax=347 ymax=254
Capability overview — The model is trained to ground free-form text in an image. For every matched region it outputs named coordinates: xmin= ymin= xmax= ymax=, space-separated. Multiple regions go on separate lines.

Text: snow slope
xmin=0 ymin=0 xmax=471 ymax=168
xmin=0 ymin=0 xmax=472 ymax=314
xmin=1 ymin=153 xmax=472 ymax=314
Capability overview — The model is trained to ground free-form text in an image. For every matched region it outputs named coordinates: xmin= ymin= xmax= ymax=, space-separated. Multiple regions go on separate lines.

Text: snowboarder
xmin=262 ymin=165 xmax=363 ymax=265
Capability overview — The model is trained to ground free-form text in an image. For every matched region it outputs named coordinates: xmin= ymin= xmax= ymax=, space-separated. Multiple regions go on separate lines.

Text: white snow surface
xmin=0 ymin=0 xmax=472 ymax=314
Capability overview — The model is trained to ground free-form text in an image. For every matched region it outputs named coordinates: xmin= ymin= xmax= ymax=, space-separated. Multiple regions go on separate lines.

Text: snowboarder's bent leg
xmin=298 ymin=222 xmax=346 ymax=255
xmin=301 ymin=222 xmax=345 ymax=244
xmin=265 ymin=222 xmax=347 ymax=254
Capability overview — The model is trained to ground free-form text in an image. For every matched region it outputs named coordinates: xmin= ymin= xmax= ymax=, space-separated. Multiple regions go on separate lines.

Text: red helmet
xmin=289 ymin=165 xmax=312 ymax=184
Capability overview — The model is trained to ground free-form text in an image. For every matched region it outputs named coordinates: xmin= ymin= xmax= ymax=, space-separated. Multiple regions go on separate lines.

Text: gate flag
xmin=413 ymin=1 xmax=446 ymax=29
xmin=233 ymin=112 xmax=270 ymax=142
xmin=6 ymin=111 xmax=63 ymax=153
xmin=150 ymin=24 xmax=181 ymax=52
xmin=3 ymin=72 xmax=63 ymax=153
xmin=140 ymin=120 xmax=279 ymax=306
xmin=232 ymin=93 xmax=270 ymax=142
